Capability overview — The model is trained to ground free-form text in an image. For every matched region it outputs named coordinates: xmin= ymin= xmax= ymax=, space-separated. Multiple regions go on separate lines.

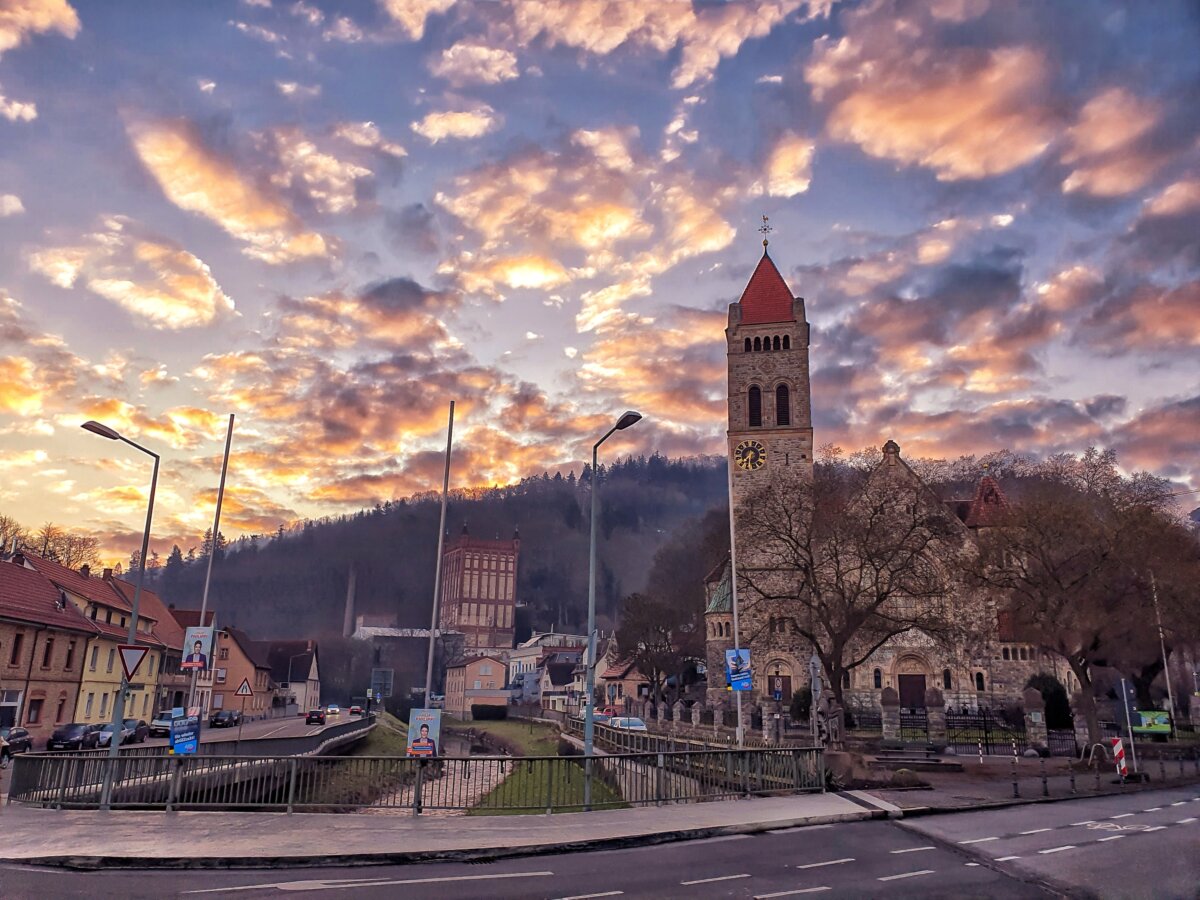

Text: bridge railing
xmin=8 ymin=746 xmax=824 ymax=813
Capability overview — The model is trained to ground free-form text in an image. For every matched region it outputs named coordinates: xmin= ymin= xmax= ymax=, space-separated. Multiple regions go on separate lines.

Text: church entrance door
xmin=897 ymin=674 xmax=927 ymax=709
xmin=768 ymin=674 xmax=792 ymax=702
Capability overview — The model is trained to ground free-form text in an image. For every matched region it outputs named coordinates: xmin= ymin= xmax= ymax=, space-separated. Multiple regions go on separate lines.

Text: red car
xmin=305 ymin=708 xmax=326 ymax=725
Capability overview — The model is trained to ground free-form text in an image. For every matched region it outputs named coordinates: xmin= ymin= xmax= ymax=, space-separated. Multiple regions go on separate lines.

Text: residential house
xmin=263 ymin=640 xmax=320 ymax=713
xmin=0 ymin=554 xmax=95 ymax=746
xmin=600 ymin=659 xmax=651 ymax=710
xmin=25 ymin=554 xmax=167 ymax=726
xmin=539 ymin=661 xmax=576 ymax=712
xmin=507 ymin=636 xmax=585 ymax=690
xmin=444 ymin=655 xmax=507 ymax=719
xmin=168 ymin=608 xmax=217 ymax=716
xmin=106 ymin=573 xmax=187 ymax=713
xmin=210 ymin=627 xmax=273 ymax=719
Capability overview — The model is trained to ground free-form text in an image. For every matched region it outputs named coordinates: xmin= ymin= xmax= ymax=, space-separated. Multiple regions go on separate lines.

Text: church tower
xmin=726 ymin=245 xmax=814 ymax=525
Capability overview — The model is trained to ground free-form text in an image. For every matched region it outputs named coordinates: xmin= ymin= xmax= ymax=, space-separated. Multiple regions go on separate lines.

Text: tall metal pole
xmin=1120 ymin=676 xmax=1139 ymax=774
xmin=726 ymin=459 xmax=744 ymax=747
xmin=423 ymin=401 xmax=455 ymax=704
xmin=189 ymin=414 xmax=234 ymax=713
xmin=100 ymin=444 xmax=159 ymax=809
xmin=1149 ymin=570 xmax=1177 ymax=737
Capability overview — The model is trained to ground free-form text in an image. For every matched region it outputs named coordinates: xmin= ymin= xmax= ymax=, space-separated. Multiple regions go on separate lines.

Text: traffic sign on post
xmin=235 ymin=678 xmax=253 ymax=697
xmin=118 ymin=645 xmax=148 ymax=681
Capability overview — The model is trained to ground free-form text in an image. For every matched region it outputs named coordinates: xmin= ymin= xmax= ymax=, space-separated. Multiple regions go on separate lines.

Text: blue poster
xmin=725 ymin=649 xmax=752 ymax=692
xmin=170 ymin=713 xmax=199 ymax=755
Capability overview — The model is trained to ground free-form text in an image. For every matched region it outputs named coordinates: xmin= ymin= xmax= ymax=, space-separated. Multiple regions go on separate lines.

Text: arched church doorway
xmin=766 ymin=660 xmax=793 ymax=703
xmin=894 ymin=655 xmax=931 ymax=709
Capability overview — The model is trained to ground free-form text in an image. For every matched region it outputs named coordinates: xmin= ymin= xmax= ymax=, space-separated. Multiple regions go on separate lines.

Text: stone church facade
xmin=703 ymin=246 xmax=1068 ymax=715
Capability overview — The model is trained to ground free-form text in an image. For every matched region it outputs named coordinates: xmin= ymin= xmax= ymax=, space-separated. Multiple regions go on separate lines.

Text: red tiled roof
xmin=0 ymin=558 xmax=100 ymax=634
xmin=108 ymin=576 xmax=184 ymax=649
xmin=25 ymin=553 xmax=132 ymax=611
xmin=736 ymin=252 xmax=797 ymax=325
xmin=962 ymin=475 xmax=1010 ymax=528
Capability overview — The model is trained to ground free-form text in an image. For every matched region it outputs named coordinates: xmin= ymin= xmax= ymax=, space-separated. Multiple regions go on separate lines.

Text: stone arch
xmin=744 ymin=337 xmax=751 ymax=352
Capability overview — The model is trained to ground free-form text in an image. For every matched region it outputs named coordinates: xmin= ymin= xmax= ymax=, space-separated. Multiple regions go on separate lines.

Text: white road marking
xmin=680 ymin=874 xmax=751 ymax=885
xmin=1171 ymin=801 xmax=1187 ymax=806
xmin=958 ymin=836 xmax=998 ymax=844
xmin=1177 ymin=818 xmax=1197 ymax=824
xmin=1039 ymin=845 xmax=1076 ymax=854
xmin=1111 ymin=813 xmax=1134 ymax=819
xmin=1098 ymin=836 xmax=1125 ymax=842
xmin=183 ymin=871 xmax=555 ymax=894
xmin=556 ymin=893 xmax=623 ymax=900
xmin=890 ymin=846 xmax=935 ymax=854
xmin=755 ymin=888 xmax=831 ymax=898
xmin=1143 ymin=826 xmax=1167 ymax=832
xmin=1070 ymin=820 xmax=1096 ymax=826
xmin=878 ymin=869 xmax=935 ymax=882
xmin=965 ymin=862 xmax=981 ymax=867
xmin=795 ymin=858 xmax=854 ymax=870
xmin=996 ymin=856 xmax=1021 ymax=861
xmin=1143 ymin=807 xmax=1162 ymax=812
xmin=1019 ymin=828 xmax=1051 ymax=835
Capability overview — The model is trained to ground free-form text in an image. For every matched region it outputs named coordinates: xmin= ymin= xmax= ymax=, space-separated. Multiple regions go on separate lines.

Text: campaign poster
xmin=170 ymin=712 xmax=199 ymax=755
xmin=406 ymin=708 xmax=441 ymax=758
xmin=725 ymin=648 xmax=752 ymax=692
xmin=181 ymin=626 xmax=214 ymax=671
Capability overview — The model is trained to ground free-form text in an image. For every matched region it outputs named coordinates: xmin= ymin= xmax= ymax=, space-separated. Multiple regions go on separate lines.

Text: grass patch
xmin=443 ymin=716 xmax=561 ymax=757
xmin=467 ymin=759 xmax=628 ymax=815
xmin=346 ymin=711 xmax=410 ymax=757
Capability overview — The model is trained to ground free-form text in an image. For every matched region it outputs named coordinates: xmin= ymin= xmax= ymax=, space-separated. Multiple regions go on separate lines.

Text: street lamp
xmin=81 ymin=420 xmax=159 ymax=810
xmin=583 ymin=410 xmax=642 ymax=808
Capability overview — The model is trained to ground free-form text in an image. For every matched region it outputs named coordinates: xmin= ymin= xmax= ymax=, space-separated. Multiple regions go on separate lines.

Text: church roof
xmin=736 ymin=251 xmax=797 ymax=325
xmin=961 ymin=475 xmax=1010 ymax=528
xmin=705 ymin=559 xmax=732 ymax=613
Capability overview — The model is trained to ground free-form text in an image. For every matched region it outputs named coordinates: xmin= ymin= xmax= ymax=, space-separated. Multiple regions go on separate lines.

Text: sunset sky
xmin=1 ymin=0 xmax=1197 ymax=559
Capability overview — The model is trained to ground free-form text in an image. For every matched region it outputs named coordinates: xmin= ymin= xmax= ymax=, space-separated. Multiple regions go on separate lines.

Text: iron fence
xmin=899 ymin=708 xmax=928 ymax=742
xmin=1046 ymin=728 xmax=1078 ymax=757
xmin=946 ymin=711 xmax=1028 ymax=755
xmin=8 ymin=746 xmax=824 ymax=813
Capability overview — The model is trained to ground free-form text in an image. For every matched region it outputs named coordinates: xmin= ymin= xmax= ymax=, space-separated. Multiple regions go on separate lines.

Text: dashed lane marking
xmin=1178 ymin=818 xmax=1197 ymax=824
xmin=183 ymin=872 xmax=556 ymax=894
xmin=680 ymin=874 xmax=751 ymax=886
xmin=996 ymin=856 xmax=1021 ymax=861
xmin=1143 ymin=807 xmax=1162 ymax=812
xmin=958 ymin=836 xmax=999 ymax=844
xmin=878 ymin=870 xmax=935 ymax=882
xmin=556 ymin=893 xmax=623 ymax=900
xmin=1143 ymin=826 xmax=1167 ymax=832
xmin=965 ymin=863 xmax=981 ymax=867
xmin=1171 ymin=801 xmax=1187 ymax=806
xmin=1039 ymin=846 xmax=1076 ymax=854
xmin=1019 ymin=828 xmax=1051 ymax=835
xmin=1111 ymin=813 xmax=1134 ymax=819
xmin=890 ymin=846 xmax=935 ymax=854
xmin=755 ymin=888 xmax=831 ymax=898
xmin=795 ymin=858 xmax=854 ymax=870
xmin=1070 ymin=820 xmax=1096 ymax=826
xmin=1098 ymin=836 xmax=1125 ymax=842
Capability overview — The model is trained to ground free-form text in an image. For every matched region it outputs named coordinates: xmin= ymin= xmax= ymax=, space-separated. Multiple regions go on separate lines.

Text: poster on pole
xmin=406 ymin=708 xmax=441 ymax=758
xmin=170 ymin=712 xmax=199 ymax=755
xmin=725 ymin=649 xmax=752 ymax=692
xmin=181 ymin=626 xmax=214 ymax=671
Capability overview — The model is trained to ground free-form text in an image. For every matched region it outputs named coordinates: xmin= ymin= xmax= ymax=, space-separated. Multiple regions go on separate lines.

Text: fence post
xmin=742 ymin=751 xmax=750 ymax=798
xmin=413 ymin=760 xmax=424 ymax=817
xmin=792 ymin=749 xmax=801 ymax=792
xmin=545 ymin=760 xmax=554 ymax=815
xmin=584 ymin=757 xmax=593 ymax=813
xmin=286 ymin=757 xmax=298 ymax=815
xmin=166 ymin=756 xmax=183 ymax=812
xmin=1040 ymin=756 xmax=1048 ymax=797
xmin=656 ymin=753 xmax=664 ymax=807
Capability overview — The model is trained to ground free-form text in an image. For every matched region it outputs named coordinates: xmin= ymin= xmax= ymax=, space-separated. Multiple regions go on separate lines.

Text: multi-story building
xmin=506 ymin=631 xmax=586 ymax=689
xmin=0 ymin=554 xmax=96 ymax=746
xmin=263 ymin=640 xmax=320 ymax=713
xmin=106 ymin=572 xmax=187 ymax=713
xmin=444 ymin=655 xmax=507 ymax=719
xmin=437 ymin=525 xmax=520 ymax=653
xmin=210 ymin=627 xmax=272 ymax=719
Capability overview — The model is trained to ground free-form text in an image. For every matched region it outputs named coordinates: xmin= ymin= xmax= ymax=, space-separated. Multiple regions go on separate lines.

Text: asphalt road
xmin=1 ymin=786 xmax=1197 ymax=899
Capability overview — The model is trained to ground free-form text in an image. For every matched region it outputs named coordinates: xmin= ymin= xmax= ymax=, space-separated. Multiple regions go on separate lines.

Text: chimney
xmin=103 ymin=567 xmax=113 ymax=581
xmin=12 ymin=552 xmax=24 ymax=567
xmin=79 ymin=564 xmax=90 ymax=578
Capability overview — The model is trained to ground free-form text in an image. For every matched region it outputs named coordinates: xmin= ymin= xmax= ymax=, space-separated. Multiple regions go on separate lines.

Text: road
xmin=1 ymin=785 xmax=1196 ymax=899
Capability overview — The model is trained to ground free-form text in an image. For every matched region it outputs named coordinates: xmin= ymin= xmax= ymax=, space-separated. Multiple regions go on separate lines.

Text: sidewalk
xmin=0 ymin=792 xmax=885 ymax=870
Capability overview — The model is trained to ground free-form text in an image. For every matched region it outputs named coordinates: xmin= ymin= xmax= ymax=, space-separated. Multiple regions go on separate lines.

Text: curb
xmin=0 ymin=809 xmax=884 ymax=871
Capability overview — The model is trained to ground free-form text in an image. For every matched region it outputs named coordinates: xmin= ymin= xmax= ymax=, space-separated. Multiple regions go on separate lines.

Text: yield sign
xmin=234 ymin=678 xmax=253 ymax=697
xmin=118 ymin=644 xmax=148 ymax=681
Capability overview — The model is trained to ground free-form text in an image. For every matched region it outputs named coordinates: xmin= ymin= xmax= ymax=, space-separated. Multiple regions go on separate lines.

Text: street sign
xmin=234 ymin=678 xmax=253 ymax=697
xmin=118 ymin=644 xmax=148 ymax=681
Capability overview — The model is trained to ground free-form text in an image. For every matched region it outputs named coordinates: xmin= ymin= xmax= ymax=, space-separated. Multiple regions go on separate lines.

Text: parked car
xmin=0 ymin=725 xmax=33 ymax=755
xmin=48 ymin=722 xmax=102 ymax=751
xmin=326 ymin=704 xmax=341 ymax=717
xmin=123 ymin=718 xmax=150 ymax=743
xmin=610 ymin=717 xmax=648 ymax=732
xmin=209 ymin=709 xmax=241 ymax=727
xmin=97 ymin=722 xmax=134 ymax=747
xmin=149 ymin=711 xmax=174 ymax=737
xmin=593 ymin=713 xmax=612 ymax=725
xmin=348 ymin=705 xmax=363 ymax=716
xmin=600 ymin=706 xmax=619 ymax=718
xmin=305 ymin=708 xmax=326 ymax=725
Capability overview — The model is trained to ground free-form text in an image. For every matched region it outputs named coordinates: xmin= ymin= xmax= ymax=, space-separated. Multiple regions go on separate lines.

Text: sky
xmin=0 ymin=0 xmax=1197 ymax=560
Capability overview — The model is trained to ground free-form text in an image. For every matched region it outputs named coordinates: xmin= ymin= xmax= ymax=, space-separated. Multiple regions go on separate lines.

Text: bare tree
xmin=0 ymin=514 xmax=29 ymax=552
xmin=736 ymin=462 xmax=967 ymax=710
xmin=614 ymin=591 xmax=704 ymax=705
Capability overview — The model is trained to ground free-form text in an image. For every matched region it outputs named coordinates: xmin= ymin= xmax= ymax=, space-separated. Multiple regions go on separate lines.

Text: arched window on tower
xmin=974 ymin=672 xmax=985 ymax=692
xmin=773 ymin=335 xmax=781 ymax=351
xmin=776 ymin=384 xmax=790 ymax=426
xmin=748 ymin=386 xmax=762 ymax=427
xmin=873 ymin=668 xmax=882 ymax=689
xmin=782 ymin=335 xmax=791 ymax=350
xmin=744 ymin=338 xmax=752 ymax=352
xmin=753 ymin=336 xmax=762 ymax=351
xmin=943 ymin=669 xmax=952 ymax=690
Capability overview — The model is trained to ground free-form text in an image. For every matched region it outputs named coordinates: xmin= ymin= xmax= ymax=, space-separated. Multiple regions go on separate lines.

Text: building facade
xmin=437 ymin=526 xmax=520 ymax=653
xmin=444 ymin=655 xmax=507 ymax=719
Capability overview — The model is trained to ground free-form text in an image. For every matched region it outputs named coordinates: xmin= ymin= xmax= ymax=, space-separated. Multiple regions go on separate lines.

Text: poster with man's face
xmin=406 ymin=708 xmax=441 ymax=758
xmin=181 ymin=626 xmax=214 ymax=671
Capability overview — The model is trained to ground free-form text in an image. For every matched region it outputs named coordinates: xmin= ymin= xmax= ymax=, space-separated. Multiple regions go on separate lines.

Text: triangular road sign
xmin=118 ymin=645 xmax=149 ymax=681
xmin=235 ymin=678 xmax=253 ymax=697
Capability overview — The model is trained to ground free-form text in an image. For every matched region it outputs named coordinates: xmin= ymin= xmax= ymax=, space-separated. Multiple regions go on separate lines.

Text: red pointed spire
xmin=737 ymin=250 xmax=797 ymax=325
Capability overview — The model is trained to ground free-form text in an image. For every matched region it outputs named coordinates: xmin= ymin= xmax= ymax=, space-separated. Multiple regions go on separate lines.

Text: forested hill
xmin=145 ymin=455 xmax=729 ymax=640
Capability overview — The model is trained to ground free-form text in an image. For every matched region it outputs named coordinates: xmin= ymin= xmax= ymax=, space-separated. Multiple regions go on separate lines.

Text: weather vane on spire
xmin=758 ymin=214 xmax=772 ymax=249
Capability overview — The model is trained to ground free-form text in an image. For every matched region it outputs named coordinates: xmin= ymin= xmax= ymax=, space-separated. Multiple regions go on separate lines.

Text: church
xmin=702 ymin=244 xmax=1063 ymax=717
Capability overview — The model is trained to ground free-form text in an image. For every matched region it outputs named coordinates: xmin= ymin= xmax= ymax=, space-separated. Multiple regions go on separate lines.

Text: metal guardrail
xmin=565 ymin=716 xmax=793 ymax=753
xmin=7 ymin=746 xmax=824 ymax=813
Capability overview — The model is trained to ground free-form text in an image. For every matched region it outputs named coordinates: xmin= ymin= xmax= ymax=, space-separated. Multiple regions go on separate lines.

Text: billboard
xmin=725 ymin=648 xmax=752 ymax=692
xmin=181 ymin=626 xmax=214 ymax=671
xmin=406 ymin=708 xmax=441 ymax=758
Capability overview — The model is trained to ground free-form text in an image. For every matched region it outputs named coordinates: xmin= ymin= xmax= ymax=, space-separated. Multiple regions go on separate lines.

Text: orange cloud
xmin=0 ymin=0 xmax=79 ymax=57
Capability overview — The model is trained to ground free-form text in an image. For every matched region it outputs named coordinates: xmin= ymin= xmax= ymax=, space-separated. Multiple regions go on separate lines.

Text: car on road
xmin=593 ymin=713 xmax=612 ymax=725
xmin=0 ymin=725 xmax=33 ymax=755
xmin=305 ymin=708 xmax=326 ymax=725
xmin=48 ymin=722 xmax=102 ymax=751
xmin=149 ymin=711 xmax=174 ymax=737
xmin=123 ymin=718 xmax=150 ymax=743
xmin=348 ymin=705 xmax=363 ymax=716
xmin=609 ymin=717 xmax=648 ymax=732
xmin=209 ymin=709 xmax=241 ymax=727
xmin=97 ymin=722 xmax=134 ymax=747
xmin=326 ymin=704 xmax=341 ymax=717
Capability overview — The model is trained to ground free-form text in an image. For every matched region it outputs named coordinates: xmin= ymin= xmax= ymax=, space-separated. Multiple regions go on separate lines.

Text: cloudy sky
xmin=1 ymin=0 xmax=1197 ymax=557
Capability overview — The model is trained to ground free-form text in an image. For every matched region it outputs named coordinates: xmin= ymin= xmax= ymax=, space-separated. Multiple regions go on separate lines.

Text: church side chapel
xmin=703 ymin=236 xmax=1063 ymax=720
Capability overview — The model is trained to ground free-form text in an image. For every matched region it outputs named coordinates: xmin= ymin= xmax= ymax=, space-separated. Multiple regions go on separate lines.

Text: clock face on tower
xmin=734 ymin=439 xmax=767 ymax=471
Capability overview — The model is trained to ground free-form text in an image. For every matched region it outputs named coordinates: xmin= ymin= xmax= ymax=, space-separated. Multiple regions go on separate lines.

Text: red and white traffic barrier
xmin=1111 ymin=737 xmax=1128 ymax=778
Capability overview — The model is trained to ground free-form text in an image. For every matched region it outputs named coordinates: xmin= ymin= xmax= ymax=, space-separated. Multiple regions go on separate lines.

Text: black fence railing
xmin=946 ymin=711 xmax=1027 ymax=755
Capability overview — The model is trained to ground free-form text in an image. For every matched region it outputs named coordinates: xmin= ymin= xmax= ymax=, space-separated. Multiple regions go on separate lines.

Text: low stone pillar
xmin=691 ymin=703 xmax=702 ymax=727
xmin=925 ymin=687 xmax=947 ymax=745
xmin=672 ymin=700 xmax=685 ymax=725
xmin=713 ymin=706 xmax=724 ymax=733
xmin=881 ymin=686 xmax=900 ymax=741
xmin=1023 ymin=687 xmax=1048 ymax=749
xmin=762 ymin=700 xmax=780 ymax=745
xmin=1189 ymin=693 xmax=1200 ymax=730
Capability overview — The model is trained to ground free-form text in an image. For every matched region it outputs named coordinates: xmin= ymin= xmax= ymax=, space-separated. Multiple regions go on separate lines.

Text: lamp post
xmin=81 ymin=420 xmax=159 ymax=810
xmin=583 ymin=410 xmax=642 ymax=809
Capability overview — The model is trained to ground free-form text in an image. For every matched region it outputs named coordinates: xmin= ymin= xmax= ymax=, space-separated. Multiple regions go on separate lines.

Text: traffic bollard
xmin=1040 ymin=756 xmax=1048 ymax=797
xmin=1094 ymin=761 xmax=1101 ymax=792
xmin=1011 ymin=740 xmax=1019 ymax=798
xmin=978 ymin=738 xmax=984 ymax=767
xmin=1159 ymin=756 xmax=1166 ymax=782
xmin=1069 ymin=763 xmax=1076 ymax=794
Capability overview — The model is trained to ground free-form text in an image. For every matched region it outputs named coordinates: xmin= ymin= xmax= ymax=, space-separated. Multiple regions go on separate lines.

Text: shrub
xmin=471 ymin=704 xmax=509 ymax=721
xmin=790 ymin=688 xmax=812 ymax=721
xmin=557 ymin=738 xmax=582 ymax=757
xmin=890 ymin=768 xmax=924 ymax=788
